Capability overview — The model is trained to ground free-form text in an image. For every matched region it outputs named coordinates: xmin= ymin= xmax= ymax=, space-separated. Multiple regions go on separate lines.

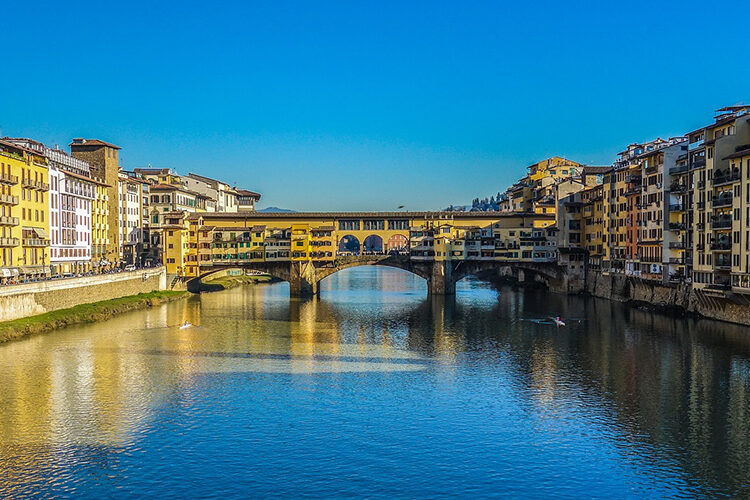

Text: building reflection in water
xmin=0 ymin=267 xmax=749 ymax=496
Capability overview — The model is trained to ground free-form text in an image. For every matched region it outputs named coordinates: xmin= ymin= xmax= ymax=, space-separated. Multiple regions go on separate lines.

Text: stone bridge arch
xmin=186 ymin=258 xmax=565 ymax=297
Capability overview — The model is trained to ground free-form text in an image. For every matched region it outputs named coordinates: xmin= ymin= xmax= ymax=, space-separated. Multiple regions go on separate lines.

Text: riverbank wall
xmin=0 ymin=268 xmax=168 ymax=322
xmin=583 ymin=269 xmax=750 ymax=326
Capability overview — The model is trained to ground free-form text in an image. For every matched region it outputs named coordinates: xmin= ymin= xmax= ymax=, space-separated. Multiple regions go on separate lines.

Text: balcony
xmin=0 ymin=193 xmax=19 ymax=205
xmin=668 ymin=241 xmax=685 ymax=249
xmin=697 ymin=180 xmax=706 ymax=189
xmin=706 ymin=282 xmax=731 ymax=290
xmin=669 ymin=165 xmax=688 ymax=175
xmin=21 ymin=178 xmax=49 ymax=191
xmin=668 ymin=223 xmax=686 ymax=231
xmin=625 ymin=175 xmax=641 ymax=184
xmin=624 ymin=187 xmax=641 ymax=196
xmin=23 ymin=237 xmax=49 ymax=247
xmin=688 ymin=139 xmax=705 ymax=151
xmin=0 ymin=215 xmax=19 ymax=226
xmin=712 ymin=173 xmax=741 ymax=187
xmin=710 ymin=241 xmax=731 ymax=251
xmin=691 ymin=159 xmax=707 ymax=170
xmin=0 ymin=237 xmax=19 ymax=247
xmin=669 ymin=184 xmax=689 ymax=194
xmin=713 ymin=195 xmax=733 ymax=208
xmin=0 ymin=172 xmax=18 ymax=185
xmin=713 ymin=260 xmax=732 ymax=271
xmin=696 ymin=201 xmax=706 ymax=210
xmin=669 ymin=204 xmax=684 ymax=212
xmin=696 ymin=222 xmax=706 ymax=230
xmin=712 ymin=218 xmax=732 ymax=230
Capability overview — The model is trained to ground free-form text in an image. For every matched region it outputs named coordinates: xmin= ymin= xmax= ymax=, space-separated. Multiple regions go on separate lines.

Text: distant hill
xmin=257 ymin=206 xmax=296 ymax=213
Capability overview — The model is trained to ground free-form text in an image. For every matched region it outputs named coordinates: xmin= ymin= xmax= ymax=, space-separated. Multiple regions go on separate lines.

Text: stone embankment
xmin=0 ymin=290 xmax=187 ymax=344
xmin=584 ymin=270 xmax=750 ymax=326
xmin=0 ymin=267 xmax=168 ymax=322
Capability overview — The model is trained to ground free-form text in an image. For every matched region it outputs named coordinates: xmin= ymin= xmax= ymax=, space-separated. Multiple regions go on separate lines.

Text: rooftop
xmin=69 ymin=138 xmax=121 ymax=150
xmin=186 ymin=211 xmax=553 ymax=221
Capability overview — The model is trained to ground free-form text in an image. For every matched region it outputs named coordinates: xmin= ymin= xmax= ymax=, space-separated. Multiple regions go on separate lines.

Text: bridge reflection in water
xmin=0 ymin=267 xmax=749 ymax=497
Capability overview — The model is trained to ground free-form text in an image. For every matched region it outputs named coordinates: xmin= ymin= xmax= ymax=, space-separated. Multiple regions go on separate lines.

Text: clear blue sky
xmin=2 ymin=0 xmax=748 ymax=211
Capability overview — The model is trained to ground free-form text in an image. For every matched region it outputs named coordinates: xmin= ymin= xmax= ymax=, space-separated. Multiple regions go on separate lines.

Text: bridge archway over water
xmin=186 ymin=257 xmax=564 ymax=298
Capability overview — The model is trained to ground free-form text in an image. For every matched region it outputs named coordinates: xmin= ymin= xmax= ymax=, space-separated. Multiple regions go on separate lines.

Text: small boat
xmin=552 ymin=316 xmax=566 ymax=327
xmin=179 ymin=322 xmax=192 ymax=330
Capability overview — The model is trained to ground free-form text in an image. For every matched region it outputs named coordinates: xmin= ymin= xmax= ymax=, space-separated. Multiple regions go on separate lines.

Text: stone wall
xmin=0 ymin=268 xmax=167 ymax=322
xmin=583 ymin=269 xmax=750 ymax=326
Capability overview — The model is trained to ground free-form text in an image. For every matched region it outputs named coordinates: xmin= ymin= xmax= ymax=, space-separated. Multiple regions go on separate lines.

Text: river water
xmin=1 ymin=267 xmax=749 ymax=498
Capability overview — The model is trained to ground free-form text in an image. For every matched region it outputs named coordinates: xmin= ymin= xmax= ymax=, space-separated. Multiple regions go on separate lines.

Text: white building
xmin=185 ymin=173 xmax=238 ymax=212
xmin=118 ymin=172 xmax=146 ymax=265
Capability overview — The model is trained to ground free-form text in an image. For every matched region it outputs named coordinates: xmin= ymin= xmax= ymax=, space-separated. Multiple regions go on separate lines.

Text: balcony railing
xmin=669 ymin=165 xmax=689 ymax=175
xmin=625 ymin=175 xmax=641 ymax=184
xmin=0 ymin=193 xmax=19 ymax=205
xmin=691 ymin=159 xmax=707 ymax=170
xmin=710 ymin=242 xmax=731 ymax=251
xmin=668 ymin=242 xmax=685 ymax=249
xmin=20 ymin=178 xmax=49 ymax=191
xmin=712 ymin=173 xmax=741 ymax=187
xmin=713 ymin=261 xmax=732 ymax=270
xmin=696 ymin=201 xmax=706 ymax=209
xmin=713 ymin=195 xmax=733 ymax=208
xmin=0 ymin=172 xmax=19 ymax=184
xmin=669 ymin=184 xmax=689 ymax=193
xmin=669 ymin=204 xmax=684 ymax=212
xmin=668 ymin=223 xmax=686 ymax=231
xmin=22 ymin=237 xmax=49 ymax=247
xmin=0 ymin=237 xmax=19 ymax=247
xmin=0 ymin=215 xmax=19 ymax=226
xmin=712 ymin=219 xmax=732 ymax=229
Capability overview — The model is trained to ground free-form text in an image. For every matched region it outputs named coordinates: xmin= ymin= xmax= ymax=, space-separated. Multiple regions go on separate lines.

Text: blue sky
xmin=2 ymin=0 xmax=749 ymax=210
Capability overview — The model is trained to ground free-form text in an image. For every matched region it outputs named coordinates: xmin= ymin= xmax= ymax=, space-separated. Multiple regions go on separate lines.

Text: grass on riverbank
xmin=0 ymin=290 xmax=188 ymax=344
xmin=202 ymin=274 xmax=275 ymax=291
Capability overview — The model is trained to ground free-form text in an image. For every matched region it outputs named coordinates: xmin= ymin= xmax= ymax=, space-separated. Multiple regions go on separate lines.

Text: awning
xmin=33 ymin=227 xmax=50 ymax=238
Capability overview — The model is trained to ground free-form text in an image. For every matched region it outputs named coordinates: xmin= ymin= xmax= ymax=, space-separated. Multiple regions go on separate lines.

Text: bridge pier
xmin=426 ymin=260 xmax=457 ymax=295
xmin=288 ymin=261 xmax=318 ymax=298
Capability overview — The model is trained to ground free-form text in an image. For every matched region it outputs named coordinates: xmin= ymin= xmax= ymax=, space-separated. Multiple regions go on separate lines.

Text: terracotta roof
xmin=69 ymin=138 xmax=121 ymax=150
xmin=235 ymin=189 xmax=262 ymax=198
xmin=582 ymin=166 xmax=612 ymax=174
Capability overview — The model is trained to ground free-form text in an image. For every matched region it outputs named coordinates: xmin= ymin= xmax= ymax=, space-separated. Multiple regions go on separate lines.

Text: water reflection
xmin=0 ymin=267 xmax=749 ymax=497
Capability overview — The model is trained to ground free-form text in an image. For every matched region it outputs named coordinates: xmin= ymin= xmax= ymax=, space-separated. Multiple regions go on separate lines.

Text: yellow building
xmin=168 ymin=212 xmax=558 ymax=278
xmin=162 ymin=212 xmax=189 ymax=275
xmin=92 ymin=182 xmax=110 ymax=267
xmin=0 ymin=140 xmax=50 ymax=280
xmin=580 ymin=183 xmax=605 ymax=269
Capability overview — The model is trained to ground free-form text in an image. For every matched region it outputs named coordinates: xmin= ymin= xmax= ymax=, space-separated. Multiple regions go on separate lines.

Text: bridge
xmin=173 ymin=211 xmax=570 ymax=296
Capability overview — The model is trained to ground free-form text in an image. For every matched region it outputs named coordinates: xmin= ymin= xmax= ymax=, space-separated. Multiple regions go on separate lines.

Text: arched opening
xmin=362 ymin=235 xmax=384 ymax=254
xmin=386 ymin=234 xmax=408 ymax=254
xmin=319 ymin=265 xmax=427 ymax=300
xmin=338 ymin=235 xmax=360 ymax=255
